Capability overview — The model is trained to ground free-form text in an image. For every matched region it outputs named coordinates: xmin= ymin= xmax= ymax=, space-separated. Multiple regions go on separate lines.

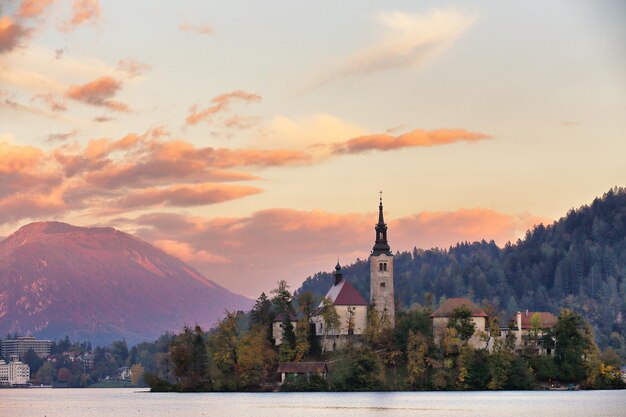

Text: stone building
xmin=369 ymin=194 xmax=395 ymax=327
xmin=431 ymin=298 xmax=489 ymax=349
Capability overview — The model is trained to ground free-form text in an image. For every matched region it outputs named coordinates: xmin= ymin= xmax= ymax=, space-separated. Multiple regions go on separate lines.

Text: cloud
xmin=94 ymin=115 xmax=113 ymax=122
xmin=186 ymin=90 xmax=261 ymax=126
xmin=63 ymin=0 xmax=100 ymax=30
xmin=153 ymin=240 xmax=229 ymax=264
xmin=179 ymin=22 xmax=213 ymax=35
xmin=33 ymin=93 xmax=68 ymax=111
xmin=66 ymin=76 xmax=130 ymax=112
xmin=127 ymin=206 xmax=548 ymax=297
xmin=118 ymin=183 xmax=262 ymax=209
xmin=333 ymin=128 xmax=491 ymax=154
xmin=117 ymin=58 xmax=151 ymax=78
xmin=0 ymin=16 xmax=31 ymax=54
xmin=311 ymin=8 xmax=477 ymax=89
xmin=46 ymin=130 xmax=77 ymax=143
xmin=16 ymin=0 xmax=55 ymax=19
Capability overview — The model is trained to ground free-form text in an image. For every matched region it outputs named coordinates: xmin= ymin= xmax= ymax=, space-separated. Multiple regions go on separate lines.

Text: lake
xmin=1 ymin=388 xmax=624 ymax=417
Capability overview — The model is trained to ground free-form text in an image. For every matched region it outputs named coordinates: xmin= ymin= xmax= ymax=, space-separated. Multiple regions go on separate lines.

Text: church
xmin=308 ymin=195 xmax=396 ymax=351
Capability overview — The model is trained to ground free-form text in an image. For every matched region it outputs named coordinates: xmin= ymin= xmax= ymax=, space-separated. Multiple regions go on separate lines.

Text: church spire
xmin=372 ymin=191 xmax=391 ymax=256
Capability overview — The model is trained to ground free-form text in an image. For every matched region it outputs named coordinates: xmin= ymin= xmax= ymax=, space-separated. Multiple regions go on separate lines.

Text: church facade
xmin=308 ymin=195 xmax=395 ymax=351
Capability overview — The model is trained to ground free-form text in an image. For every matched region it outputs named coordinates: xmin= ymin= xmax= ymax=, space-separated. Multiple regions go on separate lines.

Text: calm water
xmin=1 ymin=388 xmax=624 ymax=417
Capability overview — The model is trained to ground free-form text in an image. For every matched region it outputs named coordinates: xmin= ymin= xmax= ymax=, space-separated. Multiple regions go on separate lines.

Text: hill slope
xmin=0 ymin=222 xmax=252 ymax=345
xmin=298 ymin=187 xmax=626 ymax=351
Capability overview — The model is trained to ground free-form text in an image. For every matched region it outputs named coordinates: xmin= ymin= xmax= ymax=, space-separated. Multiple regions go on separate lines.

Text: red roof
xmin=515 ymin=311 xmax=558 ymax=329
xmin=320 ymin=279 xmax=367 ymax=306
xmin=430 ymin=298 xmax=488 ymax=318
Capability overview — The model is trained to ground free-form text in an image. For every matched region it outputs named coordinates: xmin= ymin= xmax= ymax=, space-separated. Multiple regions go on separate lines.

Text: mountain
xmin=297 ymin=187 xmax=626 ymax=352
xmin=0 ymin=222 xmax=252 ymax=345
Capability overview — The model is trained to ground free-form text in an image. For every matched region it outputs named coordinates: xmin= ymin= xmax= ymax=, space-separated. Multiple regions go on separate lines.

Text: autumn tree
xmin=320 ymin=297 xmax=340 ymax=353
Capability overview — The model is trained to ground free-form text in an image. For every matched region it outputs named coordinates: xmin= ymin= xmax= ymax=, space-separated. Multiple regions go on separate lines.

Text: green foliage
xmin=330 ymin=347 xmax=384 ymax=391
xmin=448 ymin=306 xmax=476 ymax=342
xmin=169 ymin=325 xmax=211 ymax=391
xmin=298 ymin=187 xmax=626 ymax=356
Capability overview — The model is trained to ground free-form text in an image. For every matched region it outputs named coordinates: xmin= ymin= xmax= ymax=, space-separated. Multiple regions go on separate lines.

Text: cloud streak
xmin=333 ymin=128 xmax=491 ymax=154
xmin=186 ymin=90 xmax=261 ymax=126
xmin=179 ymin=22 xmax=213 ymax=35
xmin=311 ymin=8 xmax=477 ymax=89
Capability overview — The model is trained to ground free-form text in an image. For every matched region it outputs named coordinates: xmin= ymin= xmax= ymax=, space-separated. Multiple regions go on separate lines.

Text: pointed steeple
xmin=333 ymin=260 xmax=343 ymax=285
xmin=372 ymin=191 xmax=391 ymax=256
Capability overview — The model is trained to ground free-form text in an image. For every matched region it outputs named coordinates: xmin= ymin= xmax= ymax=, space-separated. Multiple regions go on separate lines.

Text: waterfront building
xmin=1 ymin=336 xmax=52 ymax=360
xmin=0 ymin=359 xmax=30 ymax=387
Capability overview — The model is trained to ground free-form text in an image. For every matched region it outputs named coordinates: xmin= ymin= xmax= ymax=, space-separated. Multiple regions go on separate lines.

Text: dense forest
xmin=299 ymin=187 xmax=626 ymax=357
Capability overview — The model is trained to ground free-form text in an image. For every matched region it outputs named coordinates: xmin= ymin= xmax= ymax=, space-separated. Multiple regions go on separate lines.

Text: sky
xmin=1 ymin=0 xmax=624 ymax=298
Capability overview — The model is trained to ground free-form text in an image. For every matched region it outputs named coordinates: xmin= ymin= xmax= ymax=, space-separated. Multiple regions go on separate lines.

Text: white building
xmin=0 ymin=359 xmax=30 ymax=387
xmin=431 ymin=298 xmax=489 ymax=349
xmin=307 ymin=196 xmax=395 ymax=351
xmin=310 ymin=262 xmax=368 ymax=351
xmin=1 ymin=336 xmax=52 ymax=359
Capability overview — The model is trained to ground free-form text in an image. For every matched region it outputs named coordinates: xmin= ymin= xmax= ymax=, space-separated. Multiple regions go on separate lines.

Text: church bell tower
xmin=369 ymin=192 xmax=395 ymax=328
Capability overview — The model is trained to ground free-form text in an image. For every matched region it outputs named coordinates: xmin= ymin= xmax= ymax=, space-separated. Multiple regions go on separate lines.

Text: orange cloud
xmin=66 ymin=76 xmax=130 ymax=112
xmin=186 ymin=90 xmax=261 ymax=125
xmin=33 ymin=93 xmax=68 ymax=111
xmin=119 ymin=183 xmax=262 ymax=208
xmin=16 ymin=0 xmax=55 ymax=18
xmin=179 ymin=22 xmax=213 ymax=35
xmin=117 ymin=58 xmax=151 ymax=78
xmin=334 ymin=128 xmax=491 ymax=154
xmin=127 ymin=206 xmax=547 ymax=297
xmin=67 ymin=0 xmax=100 ymax=27
xmin=154 ymin=240 xmax=229 ymax=264
xmin=0 ymin=16 xmax=31 ymax=54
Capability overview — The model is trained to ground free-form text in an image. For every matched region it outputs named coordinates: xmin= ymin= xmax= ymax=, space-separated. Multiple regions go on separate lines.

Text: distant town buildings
xmin=0 ymin=359 xmax=30 ymax=387
xmin=1 ymin=336 xmax=52 ymax=360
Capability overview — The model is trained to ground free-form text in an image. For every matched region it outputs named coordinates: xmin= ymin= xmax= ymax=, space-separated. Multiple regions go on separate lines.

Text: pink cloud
xmin=119 ymin=183 xmax=262 ymax=209
xmin=0 ymin=16 xmax=31 ymax=54
xmin=67 ymin=0 xmax=100 ymax=28
xmin=66 ymin=76 xmax=130 ymax=112
xmin=16 ymin=0 xmax=55 ymax=18
xmin=186 ymin=90 xmax=261 ymax=126
xmin=179 ymin=22 xmax=213 ymax=35
xmin=127 ymin=207 xmax=548 ymax=297
xmin=117 ymin=58 xmax=151 ymax=78
xmin=333 ymin=128 xmax=491 ymax=154
xmin=33 ymin=93 xmax=68 ymax=112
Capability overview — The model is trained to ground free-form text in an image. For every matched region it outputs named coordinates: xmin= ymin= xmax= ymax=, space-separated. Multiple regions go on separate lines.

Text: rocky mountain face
xmin=0 ymin=222 xmax=252 ymax=345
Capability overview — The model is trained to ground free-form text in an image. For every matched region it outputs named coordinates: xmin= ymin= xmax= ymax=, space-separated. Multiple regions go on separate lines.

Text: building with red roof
xmin=431 ymin=297 xmax=490 ymax=349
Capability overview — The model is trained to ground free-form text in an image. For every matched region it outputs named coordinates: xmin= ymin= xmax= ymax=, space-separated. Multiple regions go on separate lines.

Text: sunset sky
xmin=1 ymin=1 xmax=624 ymax=297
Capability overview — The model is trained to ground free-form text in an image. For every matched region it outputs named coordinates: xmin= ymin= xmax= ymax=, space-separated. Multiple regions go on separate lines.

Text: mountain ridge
xmin=0 ymin=221 xmax=252 ymax=345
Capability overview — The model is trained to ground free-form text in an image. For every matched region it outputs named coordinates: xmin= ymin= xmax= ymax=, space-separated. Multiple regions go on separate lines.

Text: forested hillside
xmin=298 ymin=187 xmax=626 ymax=354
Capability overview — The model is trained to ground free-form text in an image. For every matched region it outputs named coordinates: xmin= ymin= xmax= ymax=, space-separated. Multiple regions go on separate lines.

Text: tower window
xmin=380 ymin=282 xmax=386 ymax=287
xmin=383 ymin=263 xmax=387 ymax=271
xmin=379 ymin=263 xmax=383 ymax=271
xmin=379 ymin=232 xmax=383 ymax=240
